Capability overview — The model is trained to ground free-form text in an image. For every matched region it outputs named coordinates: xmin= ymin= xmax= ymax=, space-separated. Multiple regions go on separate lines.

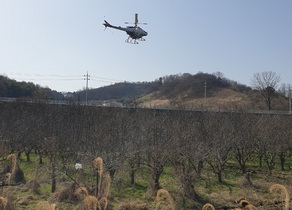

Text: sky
xmin=0 ymin=0 xmax=292 ymax=92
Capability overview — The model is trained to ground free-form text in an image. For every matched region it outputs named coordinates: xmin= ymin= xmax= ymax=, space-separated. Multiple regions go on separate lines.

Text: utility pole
xmin=289 ymin=84 xmax=291 ymax=114
xmin=204 ymin=80 xmax=207 ymax=107
xmin=204 ymin=80 xmax=207 ymax=99
xmin=84 ymin=71 xmax=90 ymax=105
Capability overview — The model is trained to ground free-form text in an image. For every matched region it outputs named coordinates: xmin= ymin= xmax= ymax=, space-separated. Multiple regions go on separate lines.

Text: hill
xmin=135 ymin=72 xmax=289 ymax=111
xmin=0 ymin=75 xmax=64 ymax=100
xmin=71 ymin=81 xmax=159 ymax=103
xmin=1 ymin=72 xmax=290 ymax=111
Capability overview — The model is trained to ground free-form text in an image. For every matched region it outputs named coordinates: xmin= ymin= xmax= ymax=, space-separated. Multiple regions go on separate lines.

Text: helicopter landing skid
xmin=125 ymin=38 xmax=138 ymax=44
xmin=125 ymin=37 xmax=146 ymax=44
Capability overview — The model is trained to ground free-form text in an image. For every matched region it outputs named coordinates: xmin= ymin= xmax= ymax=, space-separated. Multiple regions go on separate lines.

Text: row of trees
xmin=0 ymin=102 xmax=291 ymax=202
xmin=0 ymin=75 xmax=64 ymax=100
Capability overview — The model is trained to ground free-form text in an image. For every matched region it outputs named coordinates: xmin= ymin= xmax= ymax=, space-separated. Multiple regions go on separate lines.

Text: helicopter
xmin=103 ymin=13 xmax=148 ymax=44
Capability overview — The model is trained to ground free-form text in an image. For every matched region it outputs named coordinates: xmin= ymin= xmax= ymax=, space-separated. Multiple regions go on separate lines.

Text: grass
xmin=1 ymin=153 xmax=291 ymax=210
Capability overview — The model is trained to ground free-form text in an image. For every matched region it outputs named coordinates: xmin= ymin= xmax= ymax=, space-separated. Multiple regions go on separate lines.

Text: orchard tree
xmin=93 ymin=108 xmax=129 ymax=180
xmin=169 ymin=111 xmax=208 ymax=203
xmin=269 ymin=114 xmax=292 ymax=171
xmin=123 ymin=109 xmax=145 ymax=186
xmin=231 ymin=111 xmax=261 ymax=173
xmin=204 ymin=111 xmax=235 ymax=183
xmin=142 ymin=109 xmax=171 ymax=193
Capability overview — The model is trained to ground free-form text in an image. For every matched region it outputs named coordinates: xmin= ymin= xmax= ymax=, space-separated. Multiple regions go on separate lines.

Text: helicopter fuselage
xmin=125 ymin=26 xmax=147 ymax=39
xmin=103 ymin=20 xmax=147 ymax=40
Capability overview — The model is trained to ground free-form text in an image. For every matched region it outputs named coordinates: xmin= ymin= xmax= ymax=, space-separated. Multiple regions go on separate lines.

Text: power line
xmin=7 ymin=72 xmax=83 ymax=78
xmin=5 ymin=72 xmax=220 ymax=89
xmin=9 ymin=78 xmax=84 ymax=81
xmin=4 ymin=72 xmax=130 ymax=83
xmin=90 ymin=75 xmax=124 ymax=82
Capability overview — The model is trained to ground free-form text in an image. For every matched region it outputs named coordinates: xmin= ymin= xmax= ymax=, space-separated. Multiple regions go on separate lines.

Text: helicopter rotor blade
xmin=125 ymin=22 xmax=147 ymax=25
xmin=125 ymin=14 xmax=147 ymax=26
xmin=135 ymin=13 xmax=138 ymax=26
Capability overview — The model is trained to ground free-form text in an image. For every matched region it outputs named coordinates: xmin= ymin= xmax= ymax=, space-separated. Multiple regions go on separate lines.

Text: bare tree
xmin=92 ymin=108 xmax=129 ymax=180
xmin=231 ymin=111 xmax=261 ymax=174
xmin=124 ymin=109 xmax=145 ymax=186
xmin=212 ymin=71 xmax=225 ymax=80
xmin=276 ymin=115 xmax=292 ymax=171
xmin=142 ymin=110 xmax=171 ymax=194
xmin=204 ymin=112 xmax=235 ymax=183
xmin=169 ymin=111 xmax=208 ymax=204
xmin=256 ymin=114 xmax=281 ymax=175
xmin=251 ymin=71 xmax=280 ymax=110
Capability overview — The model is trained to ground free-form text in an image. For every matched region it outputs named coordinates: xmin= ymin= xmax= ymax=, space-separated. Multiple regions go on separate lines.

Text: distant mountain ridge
xmin=1 ymin=73 xmax=289 ymax=111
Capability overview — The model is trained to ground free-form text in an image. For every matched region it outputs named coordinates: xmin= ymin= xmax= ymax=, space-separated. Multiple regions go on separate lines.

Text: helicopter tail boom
xmin=103 ymin=20 xmax=127 ymax=32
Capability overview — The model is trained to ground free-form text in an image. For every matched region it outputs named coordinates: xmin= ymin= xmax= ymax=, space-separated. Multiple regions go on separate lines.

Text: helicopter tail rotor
xmin=103 ymin=20 xmax=112 ymax=29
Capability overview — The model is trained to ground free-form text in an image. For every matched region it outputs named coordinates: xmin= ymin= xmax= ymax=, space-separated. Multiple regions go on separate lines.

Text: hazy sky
xmin=1 ymin=1 xmax=291 ymax=92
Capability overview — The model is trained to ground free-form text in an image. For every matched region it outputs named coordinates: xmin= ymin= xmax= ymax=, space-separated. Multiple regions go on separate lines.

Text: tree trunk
xmin=258 ymin=154 xmax=263 ymax=167
xmin=129 ymin=161 xmax=135 ymax=186
xmin=130 ymin=168 xmax=135 ymax=186
xmin=197 ymin=160 xmax=204 ymax=176
xmin=108 ymin=167 xmax=116 ymax=180
xmin=25 ymin=152 xmax=30 ymax=162
xmin=236 ymin=149 xmax=247 ymax=173
xmin=153 ymin=175 xmax=160 ymax=191
xmin=150 ymin=163 xmax=163 ymax=191
xmin=240 ymin=164 xmax=246 ymax=174
xmin=51 ymin=161 xmax=56 ymax=193
xmin=265 ymin=153 xmax=276 ymax=175
xmin=38 ymin=155 xmax=43 ymax=165
xmin=181 ymin=174 xmax=207 ymax=203
xmin=217 ymin=170 xmax=223 ymax=183
xmin=244 ymin=172 xmax=253 ymax=186
xmin=279 ymin=152 xmax=285 ymax=171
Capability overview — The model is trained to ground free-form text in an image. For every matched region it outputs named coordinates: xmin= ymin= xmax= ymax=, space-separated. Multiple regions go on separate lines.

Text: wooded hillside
xmin=0 ymin=75 xmax=64 ymax=100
